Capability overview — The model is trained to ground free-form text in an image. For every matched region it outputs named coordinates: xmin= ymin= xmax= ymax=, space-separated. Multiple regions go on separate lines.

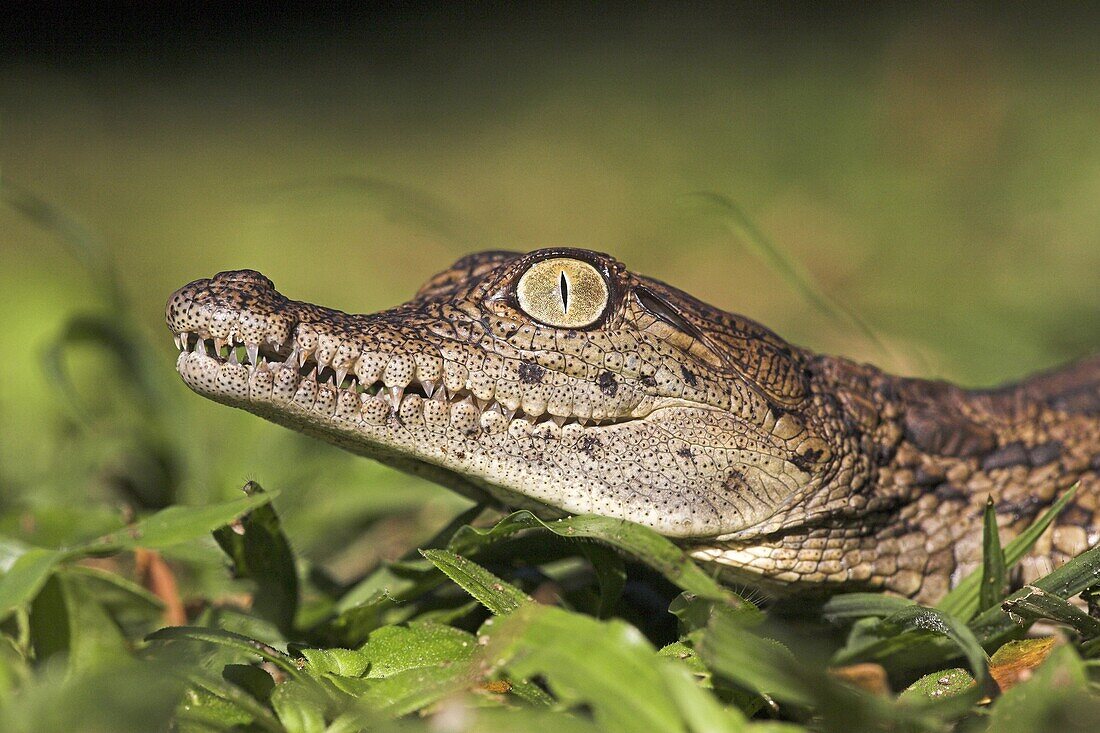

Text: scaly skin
xmin=165 ymin=248 xmax=1100 ymax=602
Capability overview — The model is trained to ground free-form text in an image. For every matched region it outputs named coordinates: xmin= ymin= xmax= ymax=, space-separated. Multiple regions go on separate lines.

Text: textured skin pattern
xmin=166 ymin=248 xmax=1100 ymax=602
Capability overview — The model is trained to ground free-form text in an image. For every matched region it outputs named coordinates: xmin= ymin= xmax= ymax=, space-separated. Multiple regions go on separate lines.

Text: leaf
xmin=146 ymin=626 xmax=300 ymax=676
xmin=363 ymin=622 xmax=477 ymax=678
xmin=980 ymin=496 xmax=1007 ymax=613
xmin=102 ymin=489 xmax=281 ymax=550
xmin=578 ymin=540 xmax=626 ymax=619
xmin=0 ymin=635 xmax=32 ymax=707
xmin=876 ymin=606 xmax=994 ymax=696
xmin=0 ymin=658 xmax=187 ymax=733
xmin=899 ymin=668 xmax=975 ymax=702
xmin=820 ymin=593 xmax=915 ymax=623
xmin=426 ymin=708 xmax=605 ymax=733
xmin=0 ymin=548 xmax=67 ymax=621
xmin=213 ymin=482 xmax=299 ymax=637
xmin=658 ymin=662 xmax=749 ymax=733
xmin=270 ymin=681 xmax=327 ymax=733
xmin=2 ymin=493 xmax=282 ymax=622
xmin=939 ymin=483 xmax=1078 ymax=620
xmin=986 ymin=645 xmax=1100 ymax=732
xmin=53 ymin=572 xmax=132 ymax=673
xmin=176 ymin=683 xmax=258 ymax=731
xmin=28 ymin=575 xmax=70 ymax=665
xmin=1001 ymin=585 xmax=1100 ymax=638
xmin=186 ymin=669 xmax=286 ymax=733
xmin=449 ymin=510 xmax=747 ymax=605
xmin=334 ymin=503 xmax=486 ymax=613
xmin=989 ymin=638 xmax=1057 ymax=691
xmin=699 ymin=610 xmax=818 ymax=709
xmin=358 ymin=662 xmax=478 ymax=719
xmin=222 ymin=663 xmax=276 ymax=703
xmin=420 ymin=549 xmax=529 ymax=615
xmin=299 ymin=647 xmax=370 ymax=678
xmin=486 ymin=604 xmax=687 ymax=733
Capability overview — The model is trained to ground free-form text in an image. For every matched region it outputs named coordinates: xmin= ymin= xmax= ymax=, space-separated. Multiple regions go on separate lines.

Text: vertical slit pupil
xmin=559 ymin=271 xmax=569 ymax=312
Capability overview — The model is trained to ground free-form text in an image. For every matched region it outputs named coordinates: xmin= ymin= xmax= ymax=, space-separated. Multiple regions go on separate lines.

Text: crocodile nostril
xmin=212 ymin=270 xmax=275 ymax=290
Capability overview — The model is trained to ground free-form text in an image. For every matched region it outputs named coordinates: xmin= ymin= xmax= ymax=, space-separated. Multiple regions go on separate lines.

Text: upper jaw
xmin=166 ymin=270 xmax=651 ymax=433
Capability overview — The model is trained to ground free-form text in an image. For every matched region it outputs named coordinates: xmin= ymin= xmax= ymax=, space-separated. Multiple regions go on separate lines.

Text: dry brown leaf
xmin=989 ymin=637 xmax=1058 ymax=691
xmin=135 ymin=547 xmax=187 ymax=626
xmin=829 ymin=662 xmax=891 ymax=696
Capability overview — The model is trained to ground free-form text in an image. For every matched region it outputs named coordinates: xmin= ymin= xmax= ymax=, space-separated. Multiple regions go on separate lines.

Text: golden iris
xmin=516 ymin=258 xmax=609 ymax=328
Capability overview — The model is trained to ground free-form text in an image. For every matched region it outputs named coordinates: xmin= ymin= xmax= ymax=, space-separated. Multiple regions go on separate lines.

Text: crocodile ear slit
xmin=634 ymin=285 xmax=729 ymax=369
xmin=635 ymin=286 xmax=704 ymax=340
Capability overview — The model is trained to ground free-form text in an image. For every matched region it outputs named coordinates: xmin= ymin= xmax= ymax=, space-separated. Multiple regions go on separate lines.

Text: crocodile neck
xmin=691 ymin=354 xmax=1100 ymax=601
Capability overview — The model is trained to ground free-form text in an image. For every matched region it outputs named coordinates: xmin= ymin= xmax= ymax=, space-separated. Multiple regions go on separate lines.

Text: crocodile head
xmin=166 ymin=248 xmax=844 ymax=540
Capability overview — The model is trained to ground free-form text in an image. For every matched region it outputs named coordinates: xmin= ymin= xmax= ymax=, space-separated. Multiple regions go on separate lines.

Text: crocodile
xmin=166 ymin=248 xmax=1100 ymax=602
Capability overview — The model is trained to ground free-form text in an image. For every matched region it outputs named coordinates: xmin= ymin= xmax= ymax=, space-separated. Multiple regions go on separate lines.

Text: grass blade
xmin=1001 ymin=585 xmax=1100 ymax=639
xmin=689 ymin=191 xmax=892 ymax=363
xmin=146 ymin=626 xmax=300 ymax=676
xmin=419 ymin=549 xmax=529 ymax=615
xmin=980 ymin=497 xmax=1007 ymax=613
xmin=879 ymin=606 xmax=995 ymax=697
xmin=449 ymin=510 xmax=748 ymax=606
xmin=821 ymin=593 xmax=915 ymax=623
xmin=939 ymin=483 xmax=1079 ymax=620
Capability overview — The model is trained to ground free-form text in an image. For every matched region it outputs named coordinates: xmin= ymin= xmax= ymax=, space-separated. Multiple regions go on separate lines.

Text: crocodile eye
xmin=516 ymin=258 xmax=609 ymax=328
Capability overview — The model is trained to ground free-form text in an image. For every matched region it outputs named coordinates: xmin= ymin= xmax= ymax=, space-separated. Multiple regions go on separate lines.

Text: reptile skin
xmin=165 ymin=248 xmax=1100 ymax=602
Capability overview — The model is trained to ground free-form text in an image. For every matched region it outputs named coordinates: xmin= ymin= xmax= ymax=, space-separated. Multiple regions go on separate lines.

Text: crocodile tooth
xmin=550 ymin=414 xmax=566 ymax=428
xmin=503 ymin=408 xmax=517 ymax=421
xmin=388 ymin=386 xmax=404 ymax=407
xmin=228 ymin=348 xmax=239 ymax=365
xmin=214 ymin=336 xmax=227 ymax=355
xmin=421 ymin=380 xmax=436 ymax=398
xmin=433 ymin=386 xmax=448 ymax=402
xmin=474 ymin=396 xmax=491 ymax=411
xmin=197 ymin=338 xmax=208 ymax=356
xmin=299 ymin=348 xmax=313 ymax=367
xmin=246 ymin=343 xmax=259 ymax=365
xmin=305 ymin=366 xmax=318 ymax=382
xmin=335 ymin=366 xmax=348 ymax=387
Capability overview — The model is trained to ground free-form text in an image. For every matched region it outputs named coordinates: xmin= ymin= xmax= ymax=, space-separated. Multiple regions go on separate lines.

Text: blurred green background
xmin=1 ymin=5 xmax=1098 ymax=579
